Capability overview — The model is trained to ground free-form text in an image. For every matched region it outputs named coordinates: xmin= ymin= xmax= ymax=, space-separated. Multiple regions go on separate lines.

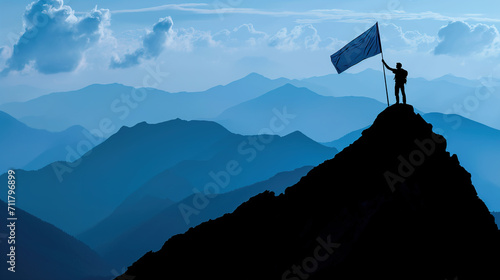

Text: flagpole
xmin=377 ymin=22 xmax=390 ymax=107
xmin=381 ymin=51 xmax=390 ymax=107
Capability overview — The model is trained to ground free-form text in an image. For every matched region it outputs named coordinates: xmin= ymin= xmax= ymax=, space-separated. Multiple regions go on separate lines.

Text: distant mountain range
xmin=0 ymin=200 xmax=111 ymax=280
xmin=0 ymin=111 xmax=103 ymax=173
xmin=2 ymin=72 xmax=499 ymax=279
xmin=214 ymin=83 xmax=386 ymax=142
xmin=116 ymin=105 xmax=500 ymax=280
xmin=0 ymin=118 xmax=336 ymax=235
xmin=0 ymin=84 xmax=49 ymax=105
xmin=81 ymin=166 xmax=313 ymax=268
xmin=0 ymin=73 xmax=291 ymax=132
xmin=2 ymin=70 xmax=499 ymax=136
xmin=287 ymin=69 xmax=500 ymax=131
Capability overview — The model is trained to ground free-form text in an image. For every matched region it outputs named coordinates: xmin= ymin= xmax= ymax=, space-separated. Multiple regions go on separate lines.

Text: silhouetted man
xmin=382 ymin=59 xmax=408 ymax=105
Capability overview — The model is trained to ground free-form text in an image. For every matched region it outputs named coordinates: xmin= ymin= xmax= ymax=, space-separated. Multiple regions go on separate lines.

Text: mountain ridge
xmin=0 ymin=110 xmax=102 ymax=173
xmin=215 ymin=83 xmax=386 ymax=142
xmin=118 ymin=104 xmax=500 ymax=280
xmin=0 ymin=200 xmax=111 ymax=280
xmin=0 ymin=118 xmax=336 ymax=235
xmin=88 ymin=166 xmax=314 ymax=268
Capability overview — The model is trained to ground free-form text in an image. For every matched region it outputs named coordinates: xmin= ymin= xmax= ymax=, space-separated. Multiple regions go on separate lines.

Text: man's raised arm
xmin=382 ymin=59 xmax=394 ymax=71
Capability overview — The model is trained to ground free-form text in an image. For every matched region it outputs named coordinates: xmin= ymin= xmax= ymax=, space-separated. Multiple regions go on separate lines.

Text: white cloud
xmin=383 ymin=23 xmax=436 ymax=51
xmin=434 ymin=21 xmax=500 ymax=56
xmin=157 ymin=23 xmax=326 ymax=52
xmin=110 ymin=17 xmax=173 ymax=68
xmin=268 ymin=25 xmax=321 ymax=51
xmin=1 ymin=0 xmax=110 ymax=75
xmin=166 ymin=27 xmax=220 ymax=52
xmin=232 ymin=24 xmax=269 ymax=46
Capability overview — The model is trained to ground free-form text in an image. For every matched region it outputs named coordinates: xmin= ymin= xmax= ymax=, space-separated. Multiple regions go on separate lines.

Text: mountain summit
xmin=118 ymin=105 xmax=500 ymax=280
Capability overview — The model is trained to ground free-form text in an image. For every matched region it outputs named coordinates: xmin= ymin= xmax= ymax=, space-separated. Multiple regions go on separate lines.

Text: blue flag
xmin=330 ymin=23 xmax=382 ymax=74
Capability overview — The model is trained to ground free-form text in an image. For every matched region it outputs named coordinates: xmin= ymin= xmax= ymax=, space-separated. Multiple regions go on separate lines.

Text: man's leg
xmin=401 ymin=85 xmax=407 ymax=104
xmin=395 ymin=85 xmax=400 ymax=104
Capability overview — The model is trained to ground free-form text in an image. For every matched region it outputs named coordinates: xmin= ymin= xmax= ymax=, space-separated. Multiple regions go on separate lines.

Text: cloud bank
xmin=110 ymin=17 xmax=173 ymax=69
xmin=1 ymin=0 xmax=110 ymax=75
xmin=434 ymin=21 xmax=499 ymax=56
xmin=268 ymin=25 xmax=321 ymax=51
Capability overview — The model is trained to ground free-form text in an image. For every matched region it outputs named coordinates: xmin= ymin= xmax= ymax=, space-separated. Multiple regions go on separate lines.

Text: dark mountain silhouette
xmin=325 ymin=112 xmax=500 ymax=211
xmin=118 ymin=105 xmax=500 ymax=280
xmin=0 ymin=119 xmax=335 ymax=235
xmin=0 ymin=200 xmax=111 ymax=280
xmin=422 ymin=113 xmax=500 ymax=210
xmin=215 ymin=83 xmax=386 ymax=142
xmin=0 ymin=111 xmax=102 ymax=173
xmin=94 ymin=166 xmax=313 ymax=268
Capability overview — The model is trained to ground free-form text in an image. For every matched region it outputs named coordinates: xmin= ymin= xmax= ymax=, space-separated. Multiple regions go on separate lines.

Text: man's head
xmin=396 ymin=62 xmax=402 ymax=69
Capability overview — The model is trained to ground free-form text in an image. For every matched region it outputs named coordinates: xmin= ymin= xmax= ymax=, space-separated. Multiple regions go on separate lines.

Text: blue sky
xmin=2 ymin=0 xmax=500 ymax=94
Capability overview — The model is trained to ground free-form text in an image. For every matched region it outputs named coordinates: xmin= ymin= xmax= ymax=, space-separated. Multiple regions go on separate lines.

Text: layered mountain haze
xmin=76 ymin=129 xmax=335 ymax=245
xmin=0 ymin=200 xmax=111 ymax=280
xmin=0 ymin=84 xmax=49 ymax=105
xmin=0 ymin=111 xmax=103 ymax=173
xmin=0 ymin=73 xmax=291 ymax=132
xmin=83 ymin=166 xmax=314 ymax=268
xmin=1 ymin=71 xmax=499 ymax=279
xmin=119 ymin=105 xmax=500 ymax=280
xmin=4 ymin=70 xmax=500 ymax=136
xmin=298 ymin=70 xmax=500 ymax=131
xmin=0 ymin=119 xmax=234 ymax=234
xmin=0 ymin=119 xmax=336 ymax=235
xmin=136 ymin=130 xmax=335 ymax=200
xmin=215 ymin=83 xmax=386 ymax=142
xmin=0 ymin=83 xmax=138 ymax=132
xmin=4 ymin=0 xmax=500 ymax=278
